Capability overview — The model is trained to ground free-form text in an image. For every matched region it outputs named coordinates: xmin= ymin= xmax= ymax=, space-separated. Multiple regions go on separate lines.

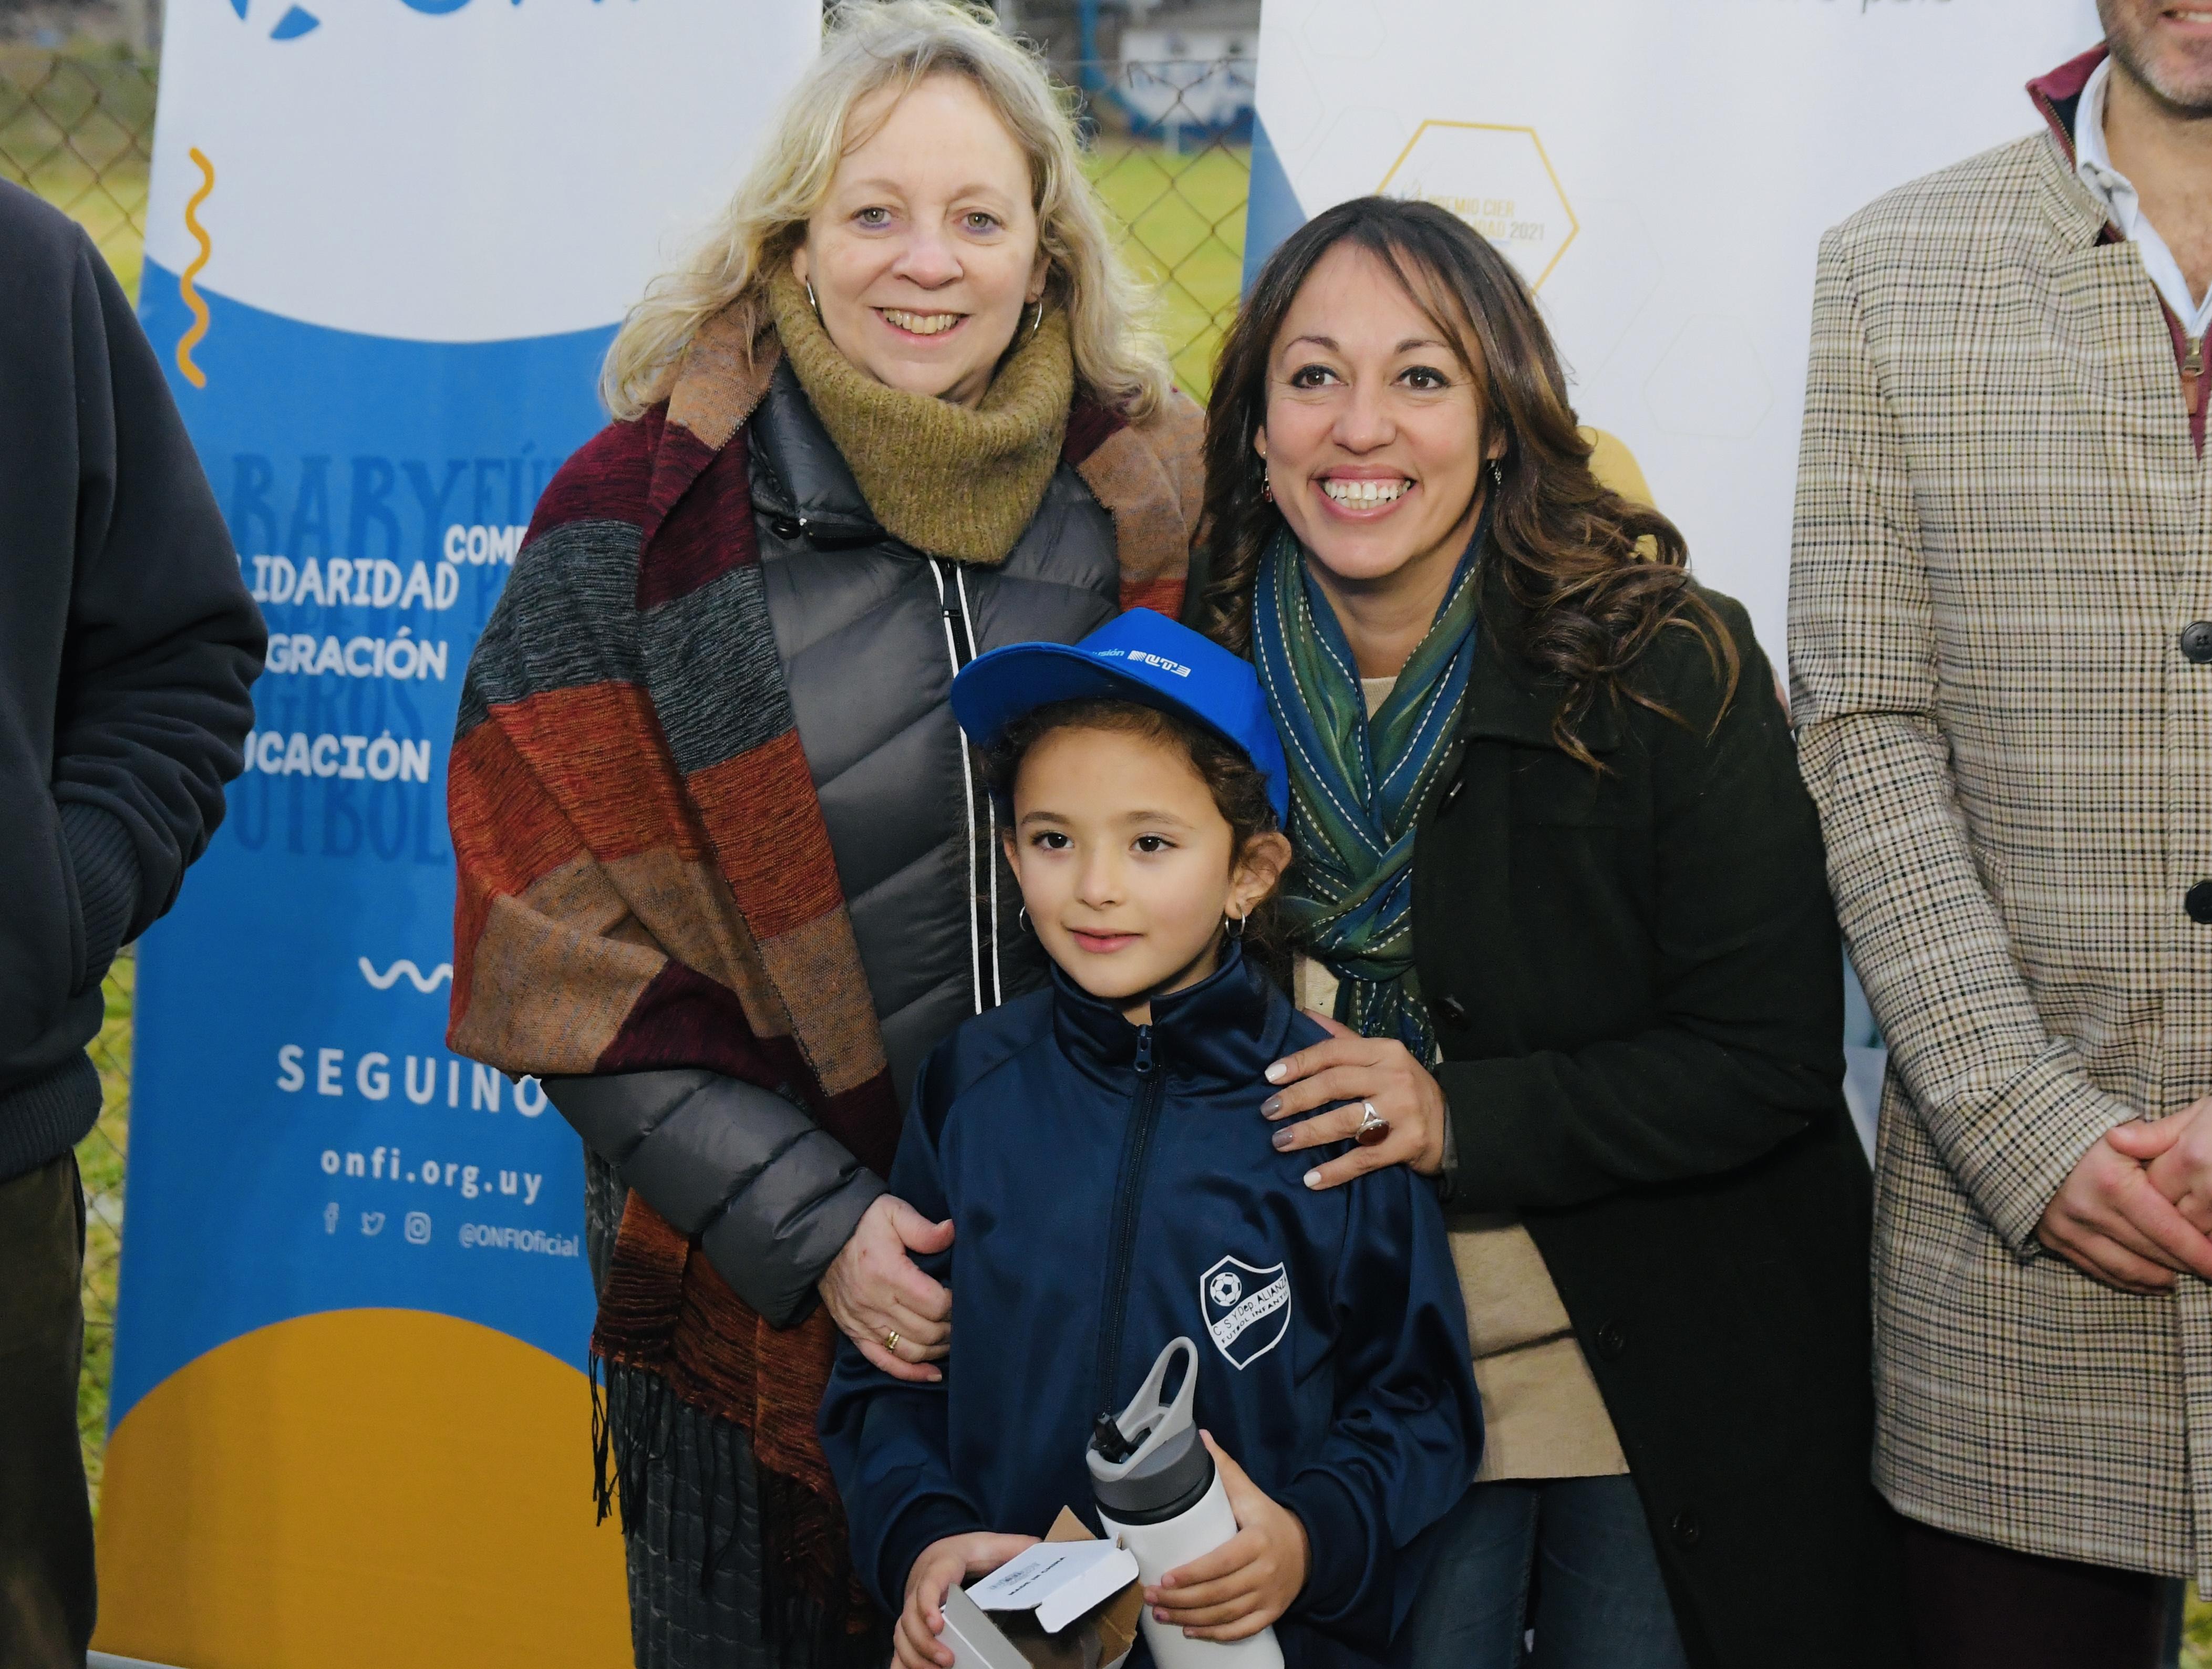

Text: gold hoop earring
xmin=804 ymin=278 xmax=823 ymax=325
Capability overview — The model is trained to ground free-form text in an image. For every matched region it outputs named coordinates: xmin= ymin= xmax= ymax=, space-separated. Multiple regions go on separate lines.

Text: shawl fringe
xmin=594 ymin=1354 xmax=887 ymax=1668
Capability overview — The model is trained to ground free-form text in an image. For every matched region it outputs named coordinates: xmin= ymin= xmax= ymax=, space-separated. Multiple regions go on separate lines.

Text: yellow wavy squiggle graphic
xmin=176 ymin=147 xmax=214 ymax=390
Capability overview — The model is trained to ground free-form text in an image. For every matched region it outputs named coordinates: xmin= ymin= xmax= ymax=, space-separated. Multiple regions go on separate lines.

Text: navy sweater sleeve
xmin=817 ymin=1093 xmax=989 ymax=1611
xmin=49 ymin=218 xmax=264 ymax=947
xmin=1279 ymin=1163 xmax=1481 ymax=1650
xmin=0 ymin=184 xmax=262 ymax=1179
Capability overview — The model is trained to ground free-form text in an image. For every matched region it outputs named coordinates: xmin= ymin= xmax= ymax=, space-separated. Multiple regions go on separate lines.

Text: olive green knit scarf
xmin=767 ymin=264 xmax=1073 ymax=564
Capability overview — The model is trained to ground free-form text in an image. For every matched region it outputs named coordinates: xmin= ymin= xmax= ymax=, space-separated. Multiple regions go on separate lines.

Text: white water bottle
xmin=1088 ymin=1339 xmax=1284 ymax=1669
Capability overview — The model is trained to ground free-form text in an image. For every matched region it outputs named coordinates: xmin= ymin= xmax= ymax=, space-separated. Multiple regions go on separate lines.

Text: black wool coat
xmin=1411 ymin=568 xmax=1901 ymax=1668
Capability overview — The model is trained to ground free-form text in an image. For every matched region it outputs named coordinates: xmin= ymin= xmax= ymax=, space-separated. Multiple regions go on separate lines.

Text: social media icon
xmin=404 ymin=1211 xmax=431 ymax=1245
xmin=360 ymin=1211 xmax=386 ymax=1236
xmin=324 ymin=1201 xmax=340 ymax=1235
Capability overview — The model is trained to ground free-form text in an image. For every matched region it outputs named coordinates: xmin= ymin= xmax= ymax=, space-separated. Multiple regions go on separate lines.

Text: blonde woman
xmin=445 ymin=4 xmax=1200 ymax=1662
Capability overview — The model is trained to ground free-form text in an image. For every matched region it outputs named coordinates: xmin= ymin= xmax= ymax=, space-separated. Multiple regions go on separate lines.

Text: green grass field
xmin=75 ymin=956 xmax=131 ymax=1509
xmin=1084 ymin=137 xmax=1248 ymax=398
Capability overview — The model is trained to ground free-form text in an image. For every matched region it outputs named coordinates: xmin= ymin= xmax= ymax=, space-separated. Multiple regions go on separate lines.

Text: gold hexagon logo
xmin=1377 ymin=122 xmax=1579 ymax=291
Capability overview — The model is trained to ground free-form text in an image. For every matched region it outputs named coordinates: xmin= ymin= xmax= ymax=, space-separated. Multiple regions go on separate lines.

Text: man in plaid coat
xmin=1790 ymin=6 xmax=2212 ymax=1663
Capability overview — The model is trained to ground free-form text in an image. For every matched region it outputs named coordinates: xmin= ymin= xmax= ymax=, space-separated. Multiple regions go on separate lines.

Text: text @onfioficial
xmin=287 ymin=1044 xmax=575 ymax=1251
xmin=319 ymin=1158 xmax=581 ymax=1260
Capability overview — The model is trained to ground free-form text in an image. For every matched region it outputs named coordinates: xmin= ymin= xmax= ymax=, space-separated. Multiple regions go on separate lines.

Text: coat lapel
xmin=1460 ymin=561 xmax=1623 ymax=755
xmin=1419 ymin=561 xmax=1617 ymax=1061
xmin=2031 ymin=131 xmax=2200 ymax=598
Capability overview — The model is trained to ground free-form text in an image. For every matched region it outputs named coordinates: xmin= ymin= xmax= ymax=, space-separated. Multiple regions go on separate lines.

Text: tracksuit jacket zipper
xmin=1093 ymin=1024 xmax=1163 ymax=1419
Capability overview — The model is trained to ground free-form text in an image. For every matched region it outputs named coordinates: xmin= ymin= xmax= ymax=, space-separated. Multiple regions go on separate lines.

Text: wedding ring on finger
xmin=884 ymin=1329 xmax=901 ymax=1353
xmin=1355 ymin=1100 xmax=1391 ymax=1147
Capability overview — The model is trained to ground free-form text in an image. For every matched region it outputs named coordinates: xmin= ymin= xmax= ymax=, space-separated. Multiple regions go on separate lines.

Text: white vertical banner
xmin=101 ymin=2 xmax=816 ymax=1664
xmin=1245 ymin=0 xmax=2104 ymax=656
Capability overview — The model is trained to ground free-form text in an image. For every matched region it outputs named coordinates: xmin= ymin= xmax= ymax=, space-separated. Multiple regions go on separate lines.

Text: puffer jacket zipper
xmin=929 ymin=558 xmax=1004 ymax=1011
xmin=1093 ymin=1023 xmax=1163 ymax=1417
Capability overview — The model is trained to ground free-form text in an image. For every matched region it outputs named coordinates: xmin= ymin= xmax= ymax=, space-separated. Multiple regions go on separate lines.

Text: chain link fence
xmin=0 ymin=47 xmax=154 ymax=297
xmin=1076 ymin=56 xmax=1253 ymax=397
xmin=0 ymin=44 xmax=1253 ymax=1501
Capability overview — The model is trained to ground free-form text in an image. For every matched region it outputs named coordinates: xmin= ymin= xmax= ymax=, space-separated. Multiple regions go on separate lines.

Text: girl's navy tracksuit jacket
xmin=819 ymin=947 xmax=1482 ymax=1665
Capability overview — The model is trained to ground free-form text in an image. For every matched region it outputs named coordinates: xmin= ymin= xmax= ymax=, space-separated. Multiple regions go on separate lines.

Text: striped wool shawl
xmin=446 ymin=302 xmax=1201 ymax=1648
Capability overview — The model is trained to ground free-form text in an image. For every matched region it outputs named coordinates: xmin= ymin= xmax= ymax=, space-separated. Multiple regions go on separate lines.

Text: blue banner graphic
xmin=94 ymin=2 xmax=816 ymax=1661
xmin=113 ymin=281 xmax=611 ymax=1428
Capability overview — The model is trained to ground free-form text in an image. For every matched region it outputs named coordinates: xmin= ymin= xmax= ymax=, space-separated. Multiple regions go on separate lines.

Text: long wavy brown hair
xmin=1193 ymin=196 xmax=1735 ymax=764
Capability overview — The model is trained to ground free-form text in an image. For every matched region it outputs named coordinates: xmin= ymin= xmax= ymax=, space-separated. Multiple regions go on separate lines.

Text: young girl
xmin=818 ymin=609 xmax=1481 ymax=1669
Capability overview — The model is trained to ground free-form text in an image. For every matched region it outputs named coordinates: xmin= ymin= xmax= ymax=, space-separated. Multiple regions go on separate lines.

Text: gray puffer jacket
xmin=551 ymin=362 xmax=1121 ymax=1322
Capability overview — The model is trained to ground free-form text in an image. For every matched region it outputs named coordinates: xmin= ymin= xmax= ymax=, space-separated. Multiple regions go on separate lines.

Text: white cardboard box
xmin=938 ymin=1509 xmax=1143 ymax=1669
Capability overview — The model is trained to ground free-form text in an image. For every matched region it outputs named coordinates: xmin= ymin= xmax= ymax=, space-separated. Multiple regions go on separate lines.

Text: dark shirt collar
xmin=1051 ymin=942 xmax=1292 ymax=1093
xmin=2029 ymin=43 xmax=2110 ymax=164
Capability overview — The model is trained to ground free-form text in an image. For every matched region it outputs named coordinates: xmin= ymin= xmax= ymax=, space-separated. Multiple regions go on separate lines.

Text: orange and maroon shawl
xmin=446 ymin=306 xmax=1201 ymax=1656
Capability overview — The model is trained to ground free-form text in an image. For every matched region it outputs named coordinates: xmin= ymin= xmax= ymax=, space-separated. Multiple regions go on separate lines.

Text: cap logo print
xmin=1199 ymin=1253 xmax=1291 ymax=1370
xmin=1098 ymin=649 xmax=1193 ymax=678
xmin=948 ymin=609 xmax=1290 ymax=824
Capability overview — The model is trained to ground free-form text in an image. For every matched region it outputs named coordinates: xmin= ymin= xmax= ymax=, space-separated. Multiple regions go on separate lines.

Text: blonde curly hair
xmin=600 ymin=0 xmax=1168 ymax=422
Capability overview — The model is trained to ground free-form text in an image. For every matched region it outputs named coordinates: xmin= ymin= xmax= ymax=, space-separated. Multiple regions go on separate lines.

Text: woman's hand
xmin=1145 ymin=1434 xmax=1309 ymax=1641
xmin=1263 ymin=1013 xmax=1448 ymax=1189
xmin=898 ymin=1532 xmax=1040 ymax=1669
xmin=819 ymin=1194 xmax=954 ymax=1383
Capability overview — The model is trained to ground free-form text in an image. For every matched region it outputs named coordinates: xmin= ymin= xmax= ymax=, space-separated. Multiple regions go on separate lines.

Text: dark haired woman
xmin=1192 ymin=196 xmax=1899 ymax=1667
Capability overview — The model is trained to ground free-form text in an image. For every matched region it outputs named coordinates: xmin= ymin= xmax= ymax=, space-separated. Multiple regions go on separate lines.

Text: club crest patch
xmin=1199 ymin=1255 xmax=1291 ymax=1370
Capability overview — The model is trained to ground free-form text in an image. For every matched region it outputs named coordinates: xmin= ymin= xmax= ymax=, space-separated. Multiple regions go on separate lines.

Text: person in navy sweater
xmin=818 ymin=611 xmax=1481 ymax=1669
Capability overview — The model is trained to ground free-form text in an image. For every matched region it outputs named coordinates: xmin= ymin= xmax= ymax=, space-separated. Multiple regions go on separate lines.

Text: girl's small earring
xmin=804 ymin=277 xmax=823 ymax=326
xmin=1260 ymin=472 xmax=1274 ymax=504
xmin=1225 ymin=907 xmax=1247 ymax=940
xmin=1489 ymin=458 xmax=1504 ymax=489
xmin=1028 ymin=298 xmax=1046 ymax=340
xmin=1017 ymin=905 xmax=1033 ymax=936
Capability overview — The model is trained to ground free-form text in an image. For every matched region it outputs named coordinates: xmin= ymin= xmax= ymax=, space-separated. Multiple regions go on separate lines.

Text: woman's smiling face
xmin=793 ymin=72 xmax=1049 ymax=410
xmin=1256 ymin=241 xmax=1500 ymax=595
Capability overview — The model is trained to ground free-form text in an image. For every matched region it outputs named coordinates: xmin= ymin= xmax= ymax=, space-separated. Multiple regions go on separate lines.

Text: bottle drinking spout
xmin=1087 ymin=1338 xmax=1284 ymax=1669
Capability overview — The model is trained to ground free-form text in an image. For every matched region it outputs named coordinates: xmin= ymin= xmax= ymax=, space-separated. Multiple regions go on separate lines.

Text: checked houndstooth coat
xmin=1790 ymin=116 xmax=2211 ymax=1583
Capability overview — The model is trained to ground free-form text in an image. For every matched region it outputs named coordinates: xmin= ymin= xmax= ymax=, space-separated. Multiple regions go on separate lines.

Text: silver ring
xmin=1356 ymin=1101 xmax=1386 ymax=1136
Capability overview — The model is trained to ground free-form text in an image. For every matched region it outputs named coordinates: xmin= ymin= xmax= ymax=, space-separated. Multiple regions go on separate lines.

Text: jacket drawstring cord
xmin=930 ymin=560 xmax=992 ymax=1014
xmin=955 ymin=565 xmax=1004 ymax=1007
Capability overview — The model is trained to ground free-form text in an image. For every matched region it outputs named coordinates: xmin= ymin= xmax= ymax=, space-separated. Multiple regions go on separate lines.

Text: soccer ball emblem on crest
xmin=1199 ymin=1254 xmax=1293 ymax=1370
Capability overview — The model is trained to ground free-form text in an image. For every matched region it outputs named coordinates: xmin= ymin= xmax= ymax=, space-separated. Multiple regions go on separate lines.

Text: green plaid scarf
xmin=1250 ymin=510 xmax=1488 ymax=1058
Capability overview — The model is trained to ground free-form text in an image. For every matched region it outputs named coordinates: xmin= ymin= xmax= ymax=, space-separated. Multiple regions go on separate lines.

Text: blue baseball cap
xmin=950 ymin=609 xmax=1289 ymax=825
